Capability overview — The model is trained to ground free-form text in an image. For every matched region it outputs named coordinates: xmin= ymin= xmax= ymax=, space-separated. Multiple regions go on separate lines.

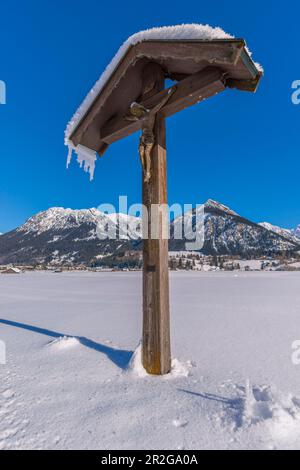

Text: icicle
xmin=74 ymin=144 xmax=97 ymax=181
xmin=66 ymin=142 xmax=97 ymax=181
xmin=66 ymin=145 xmax=73 ymax=169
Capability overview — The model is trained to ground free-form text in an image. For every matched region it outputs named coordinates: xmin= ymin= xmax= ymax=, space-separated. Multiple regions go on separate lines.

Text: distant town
xmin=1 ymin=251 xmax=300 ymax=275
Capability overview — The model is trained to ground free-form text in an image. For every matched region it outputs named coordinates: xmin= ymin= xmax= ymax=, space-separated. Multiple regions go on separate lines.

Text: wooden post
xmin=142 ymin=114 xmax=171 ymax=375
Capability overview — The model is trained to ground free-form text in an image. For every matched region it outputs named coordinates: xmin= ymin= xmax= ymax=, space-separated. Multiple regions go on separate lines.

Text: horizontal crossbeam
xmin=100 ymin=67 xmax=226 ymax=147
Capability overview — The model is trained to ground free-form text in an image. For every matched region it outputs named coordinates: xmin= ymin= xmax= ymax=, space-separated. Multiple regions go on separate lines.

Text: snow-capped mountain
xmin=17 ymin=207 xmax=141 ymax=240
xmin=259 ymin=222 xmax=299 ymax=244
xmin=0 ymin=202 xmax=299 ymax=265
xmin=169 ymin=200 xmax=300 ymax=256
xmin=0 ymin=207 xmax=141 ymax=266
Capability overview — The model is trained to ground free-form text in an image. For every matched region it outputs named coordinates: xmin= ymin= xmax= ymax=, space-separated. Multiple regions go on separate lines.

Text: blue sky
xmin=0 ymin=0 xmax=299 ymax=232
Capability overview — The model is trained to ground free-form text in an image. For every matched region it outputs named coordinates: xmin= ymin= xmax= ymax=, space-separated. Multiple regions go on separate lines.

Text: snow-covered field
xmin=1 ymin=271 xmax=300 ymax=450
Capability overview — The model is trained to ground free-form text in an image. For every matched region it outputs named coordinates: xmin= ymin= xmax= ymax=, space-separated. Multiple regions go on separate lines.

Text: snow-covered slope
xmin=17 ymin=207 xmax=141 ymax=240
xmin=204 ymin=199 xmax=239 ymax=216
xmin=259 ymin=222 xmax=294 ymax=239
xmin=293 ymin=225 xmax=300 ymax=239
xmin=0 ymin=208 xmax=141 ymax=266
xmin=18 ymin=207 xmax=99 ymax=235
xmin=259 ymin=222 xmax=299 ymax=244
xmin=170 ymin=200 xmax=300 ymax=256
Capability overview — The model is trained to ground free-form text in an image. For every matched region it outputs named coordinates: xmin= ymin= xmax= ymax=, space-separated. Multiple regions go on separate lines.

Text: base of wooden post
xmin=142 ymin=115 xmax=171 ymax=375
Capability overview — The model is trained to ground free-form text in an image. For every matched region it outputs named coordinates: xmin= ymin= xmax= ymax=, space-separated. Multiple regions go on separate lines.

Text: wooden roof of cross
xmin=66 ymin=36 xmax=262 ymax=161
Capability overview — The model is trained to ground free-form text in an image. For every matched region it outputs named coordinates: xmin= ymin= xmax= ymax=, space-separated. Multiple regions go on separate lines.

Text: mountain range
xmin=0 ymin=200 xmax=299 ymax=266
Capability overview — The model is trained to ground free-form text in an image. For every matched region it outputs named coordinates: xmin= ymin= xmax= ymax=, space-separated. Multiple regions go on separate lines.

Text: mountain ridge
xmin=0 ymin=201 xmax=299 ymax=265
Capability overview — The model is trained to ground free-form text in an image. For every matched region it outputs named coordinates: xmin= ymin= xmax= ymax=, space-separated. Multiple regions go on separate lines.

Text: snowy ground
xmin=1 ymin=271 xmax=300 ymax=450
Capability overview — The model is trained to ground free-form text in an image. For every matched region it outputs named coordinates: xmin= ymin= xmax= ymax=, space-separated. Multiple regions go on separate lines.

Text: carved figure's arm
xmin=149 ymin=86 xmax=176 ymax=115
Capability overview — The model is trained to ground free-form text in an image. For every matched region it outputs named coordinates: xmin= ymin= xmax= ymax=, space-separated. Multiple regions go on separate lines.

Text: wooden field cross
xmin=65 ymin=25 xmax=262 ymax=375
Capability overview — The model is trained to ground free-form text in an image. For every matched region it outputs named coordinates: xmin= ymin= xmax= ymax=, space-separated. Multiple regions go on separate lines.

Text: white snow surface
xmin=1 ymin=270 xmax=299 ymax=450
xmin=64 ymin=24 xmax=262 ymax=179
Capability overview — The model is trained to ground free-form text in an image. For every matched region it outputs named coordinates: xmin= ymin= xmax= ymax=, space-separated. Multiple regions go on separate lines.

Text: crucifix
xmin=126 ymin=86 xmax=176 ymax=184
xmin=125 ymin=64 xmax=177 ymax=374
xmin=66 ymin=31 xmax=262 ymax=375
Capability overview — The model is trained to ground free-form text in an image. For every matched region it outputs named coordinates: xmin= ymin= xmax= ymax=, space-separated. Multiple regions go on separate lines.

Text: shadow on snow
xmin=178 ymin=388 xmax=245 ymax=428
xmin=0 ymin=318 xmax=133 ymax=370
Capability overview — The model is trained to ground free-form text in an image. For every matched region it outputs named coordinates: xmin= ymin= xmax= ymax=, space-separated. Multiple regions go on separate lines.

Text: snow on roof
xmin=65 ymin=24 xmax=262 ymax=180
xmin=1 ymin=267 xmax=21 ymax=274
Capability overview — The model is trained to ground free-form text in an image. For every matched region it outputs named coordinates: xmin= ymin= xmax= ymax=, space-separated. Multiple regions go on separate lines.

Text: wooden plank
xmin=70 ymin=45 xmax=138 ymax=147
xmin=227 ymin=74 xmax=263 ymax=92
xmin=134 ymin=40 xmax=243 ymax=66
xmin=101 ymin=67 xmax=226 ymax=145
xmin=69 ymin=39 xmax=257 ymax=149
xmin=142 ymin=114 xmax=171 ymax=375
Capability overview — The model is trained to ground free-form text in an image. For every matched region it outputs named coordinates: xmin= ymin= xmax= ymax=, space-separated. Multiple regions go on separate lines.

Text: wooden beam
xmin=142 ymin=114 xmax=171 ymax=375
xmin=70 ymin=40 xmax=246 ymax=147
xmin=134 ymin=40 xmax=244 ymax=67
xmin=101 ymin=67 xmax=226 ymax=145
xmin=226 ymin=74 xmax=263 ymax=93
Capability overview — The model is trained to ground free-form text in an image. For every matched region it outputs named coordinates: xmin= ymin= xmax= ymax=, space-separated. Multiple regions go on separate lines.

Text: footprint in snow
xmin=2 ymin=389 xmax=15 ymax=399
xmin=221 ymin=380 xmax=300 ymax=448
